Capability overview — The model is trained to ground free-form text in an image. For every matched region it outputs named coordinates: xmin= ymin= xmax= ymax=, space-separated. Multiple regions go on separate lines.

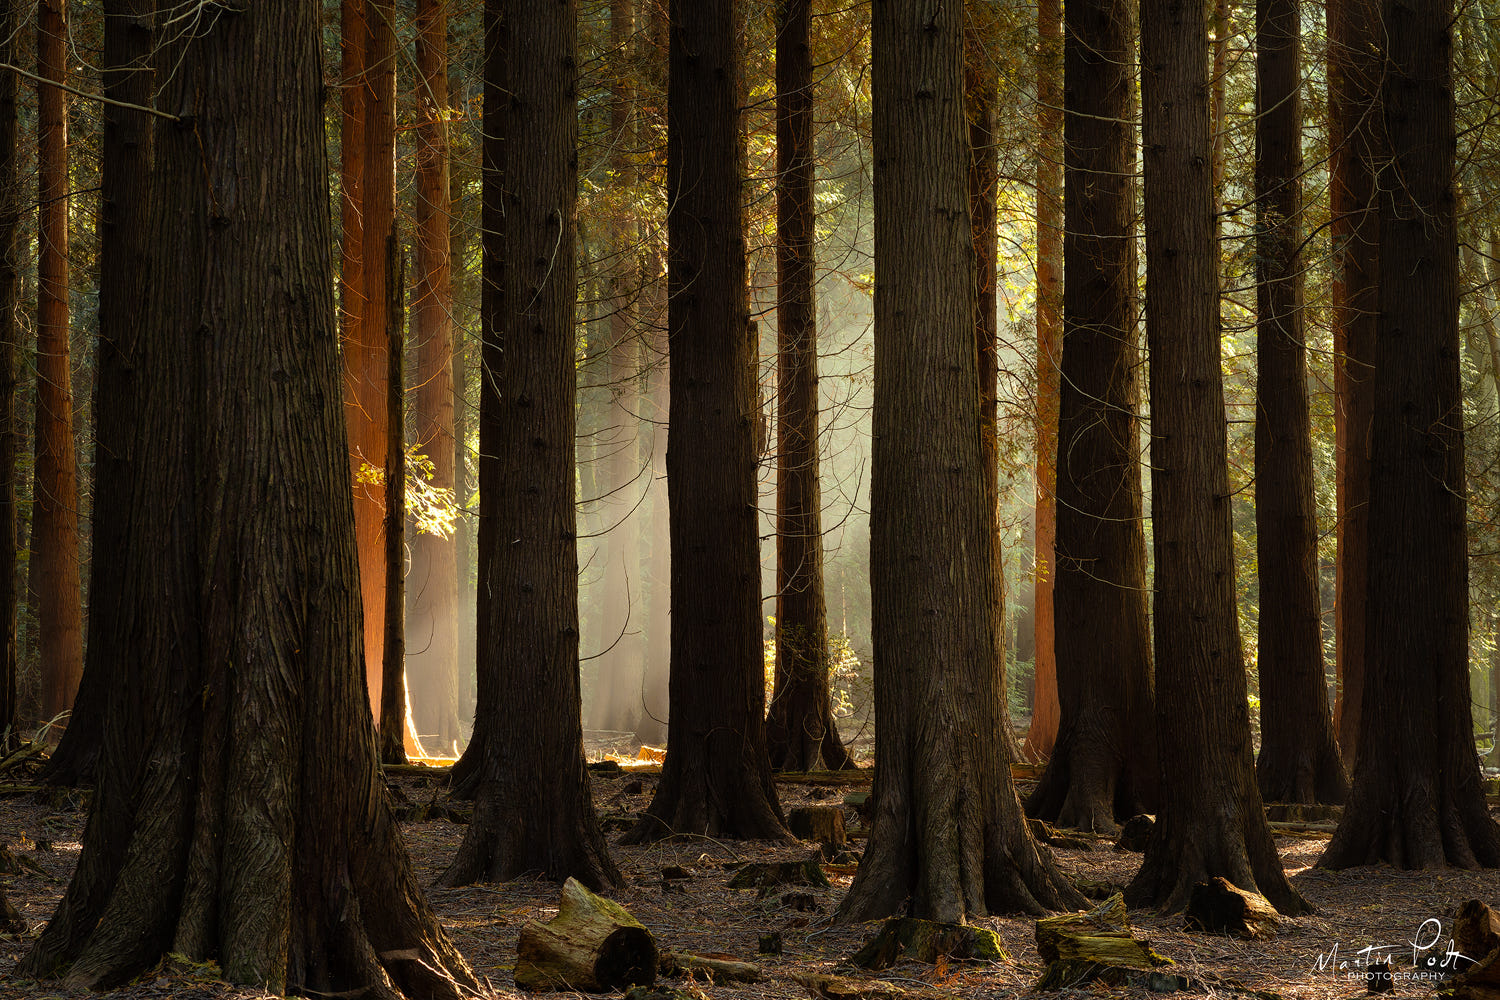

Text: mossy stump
xmin=848 ymin=917 xmax=1008 ymax=970
xmin=1034 ymin=893 xmax=1178 ymax=991
xmin=514 ymin=878 xmax=657 ymax=992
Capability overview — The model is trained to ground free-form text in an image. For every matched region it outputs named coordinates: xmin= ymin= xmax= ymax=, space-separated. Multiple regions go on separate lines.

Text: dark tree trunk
xmin=380 ymin=237 xmax=407 ymax=766
xmin=43 ymin=0 xmax=154 ymax=783
xmin=1027 ymin=0 xmax=1063 ymax=764
xmin=35 ymin=0 xmax=83 ymax=725
xmin=1327 ymin=0 xmax=1378 ymax=771
xmin=406 ymin=0 xmax=462 ymax=752
xmin=589 ymin=0 xmax=648 ymax=738
xmin=1251 ymin=0 xmax=1347 ymax=807
xmin=441 ymin=0 xmax=620 ymax=888
xmin=1025 ymin=0 xmax=1156 ymax=835
xmin=765 ymin=0 xmax=850 ymax=774
xmin=622 ymin=0 xmax=788 ymax=842
xmin=834 ymin=0 xmax=1085 ymax=923
xmin=1127 ymin=0 xmax=1307 ymax=915
xmin=19 ymin=3 xmax=479 ymax=992
xmin=1319 ymin=0 xmax=1500 ymax=870
xmin=965 ymin=0 xmax=1021 ymax=765
xmin=0 ymin=0 xmax=20 ymax=748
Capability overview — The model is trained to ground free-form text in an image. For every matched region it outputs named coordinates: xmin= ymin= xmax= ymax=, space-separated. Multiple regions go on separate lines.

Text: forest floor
xmin=2 ymin=739 xmax=1498 ymax=1000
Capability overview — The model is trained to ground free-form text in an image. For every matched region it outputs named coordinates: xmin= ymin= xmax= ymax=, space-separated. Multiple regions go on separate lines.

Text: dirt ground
xmin=3 ymin=747 xmax=1499 ymax=1000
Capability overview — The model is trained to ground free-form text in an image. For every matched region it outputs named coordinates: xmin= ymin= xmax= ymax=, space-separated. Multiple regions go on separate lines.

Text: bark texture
xmin=622 ymin=0 xmax=789 ymax=843
xmin=44 ymin=0 xmax=154 ymax=783
xmin=1027 ymin=0 xmax=1063 ymax=764
xmin=35 ymin=0 xmax=83 ymax=723
xmin=835 ymin=0 xmax=1084 ymax=923
xmin=1328 ymin=0 xmax=1378 ymax=770
xmin=0 ymin=0 xmax=20 ymax=745
xmin=406 ymin=0 xmax=462 ymax=752
xmin=1025 ymin=0 xmax=1156 ymax=834
xmin=766 ymin=0 xmax=851 ymax=773
xmin=1127 ymin=0 xmax=1307 ymax=915
xmin=19 ymin=4 xmax=479 ymax=992
xmin=442 ymin=0 xmax=620 ymax=889
xmin=1319 ymin=0 xmax=1500 ymax=871
xmin=1252 ymin=0 xmax=1347 ymax=806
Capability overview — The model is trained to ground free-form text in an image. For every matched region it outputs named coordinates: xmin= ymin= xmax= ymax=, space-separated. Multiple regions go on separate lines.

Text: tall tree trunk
xmin=622 ymin=0 xmax=788 ymax=842
xmin=835 ymin=0 xmax=1084 ymax=923
xmin=406 ymin=0 xmax=461 ymax=752
xmin=43 ymin=0 xmax=154 ymax=782
xmin=35 ymin=0 xmax=83 ymax=725
xmin=443 ymin=0 xmax=620 ymax=888
xmin=380 ymin=238 xmax=407 ymax=766
xmin=1127 ymin=0 xmax=1307 ymax=915
xmin=1027 ymin=0 xmax=1063 ymax=764
xmin=765 ymin=0 xmax=850 ymax=773
xmin=1328 ymin=0 xmax=1378 ymax=771
xmin=0 ymin=0 xmax=17 ymax=747
xmin=1252 ymin=0 xmax=1347 ymax=806
xmin=18 ymin=3 xmax=479 ymax=990
xmin=965 ymin=0 xmax=1021 ymax=765
xmin=1319 ymin=0 xmax=1500 ymax=870
xmin=1026 ymin=0 xmax=1156 ymax=834
xmin=589 ymin=0 xmax=649 ymax=737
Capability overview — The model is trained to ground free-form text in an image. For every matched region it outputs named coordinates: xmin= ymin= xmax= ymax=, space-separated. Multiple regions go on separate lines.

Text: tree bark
xmin=835 ymin=0 xmax=1085 ymax=923
xmin=19 ymin=4 xmax=479 ymax=991
xmin=1252 ymin=0 xmax=1347 ymax=806
xmin=0 ymin=0 xmax=20 ymax=747
xmin=1328 ymin=0 xmax=1378 ymax=771
xmin=406 ymin=0 xmax=462 ymax=753
xmin=380 ymin=237 xmax=407 ymax=766
xmin=34 ymin=0 xmax=83 ymax=725
xmin=1025 ymin=0 xmax=1156 ymax=834
xmin=43 ymin=0 xmax=154 ymax=782
xmin=621 ymin=0 xmax=789 ymax=843
xmin=441 ymin=0 xmax=620 ymax=888
xmin=1127 ymin=0 xmax=1307 ymax=915
xmin=765 ymin=0 xmax=851 ymax=774
xmin=1319 ymin=0 xmax=1500 ymax=870
xmin=1027 ymin=0 xmax=1063 ymax=764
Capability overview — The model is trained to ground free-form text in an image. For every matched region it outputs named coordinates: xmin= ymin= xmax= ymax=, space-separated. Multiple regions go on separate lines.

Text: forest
xmin=1 ymin=0 xmax=1500 ymax=997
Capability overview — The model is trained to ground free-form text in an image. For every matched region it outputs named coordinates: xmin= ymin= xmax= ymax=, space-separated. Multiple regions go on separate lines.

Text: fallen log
xmin=796 ymin=972 xmax=952 ymax=1000
xmin=849 ymin=916 xmax=1008 ymax=970
xmin=1452 ymin=943 xmax=1500 ymax=1000
xmin=661 ymin=952 xmax=761 ymax=983
xmin=1184 ymin=878 xmax=1278 ymax=939
xmin=514 ymin=877 xmax=658 ymax=992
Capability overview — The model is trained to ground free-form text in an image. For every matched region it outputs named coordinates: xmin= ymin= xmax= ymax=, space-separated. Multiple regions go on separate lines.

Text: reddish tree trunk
xmin=1027 ymin=0 xmax=1063 ymax=764
xmin=0 ymin=0 xmax=17 ymax=746
xmin=34 ymin=0 xmax=82 ymax=725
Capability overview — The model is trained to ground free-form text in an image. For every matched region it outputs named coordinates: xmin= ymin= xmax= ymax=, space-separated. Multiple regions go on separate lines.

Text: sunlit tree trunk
xmin=1027 ymin=0 xmax=1063 ymax=764
xmin=34 ymin=0 xmax=83 ymax=725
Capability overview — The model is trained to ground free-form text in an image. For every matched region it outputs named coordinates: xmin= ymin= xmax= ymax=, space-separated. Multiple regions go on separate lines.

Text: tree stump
xmin=1 ymin=881 xmax=25 ymax=935
xmin=849 ymin=917 xmax=1008 ymax=970
xmin=514 ymin=878 xmax=658 ymax=992
xmin=727 ymin=856 xmax=830 ymax=897
xmin=1033 ymin=893 xmax=1178 ymax=990
xmin=1451 ymin=950 xmax=1500 ymax=1000
xmin=789 ymin=805 xmax=846 ymax=847
xmin=1184 ymin=878 xmax=1279 ymax=939
xmin=1114 ymin=814 xmax=1154 ymax=852
xmin=1458 ymin=899 xmax=1500 ymax=966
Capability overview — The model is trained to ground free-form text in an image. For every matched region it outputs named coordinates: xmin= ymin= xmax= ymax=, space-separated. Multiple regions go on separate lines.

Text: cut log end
xmin=514 ymin=877 xmax=658 ymax=992
xmin=1184 ymin=878 xmax=1279 ymax=939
